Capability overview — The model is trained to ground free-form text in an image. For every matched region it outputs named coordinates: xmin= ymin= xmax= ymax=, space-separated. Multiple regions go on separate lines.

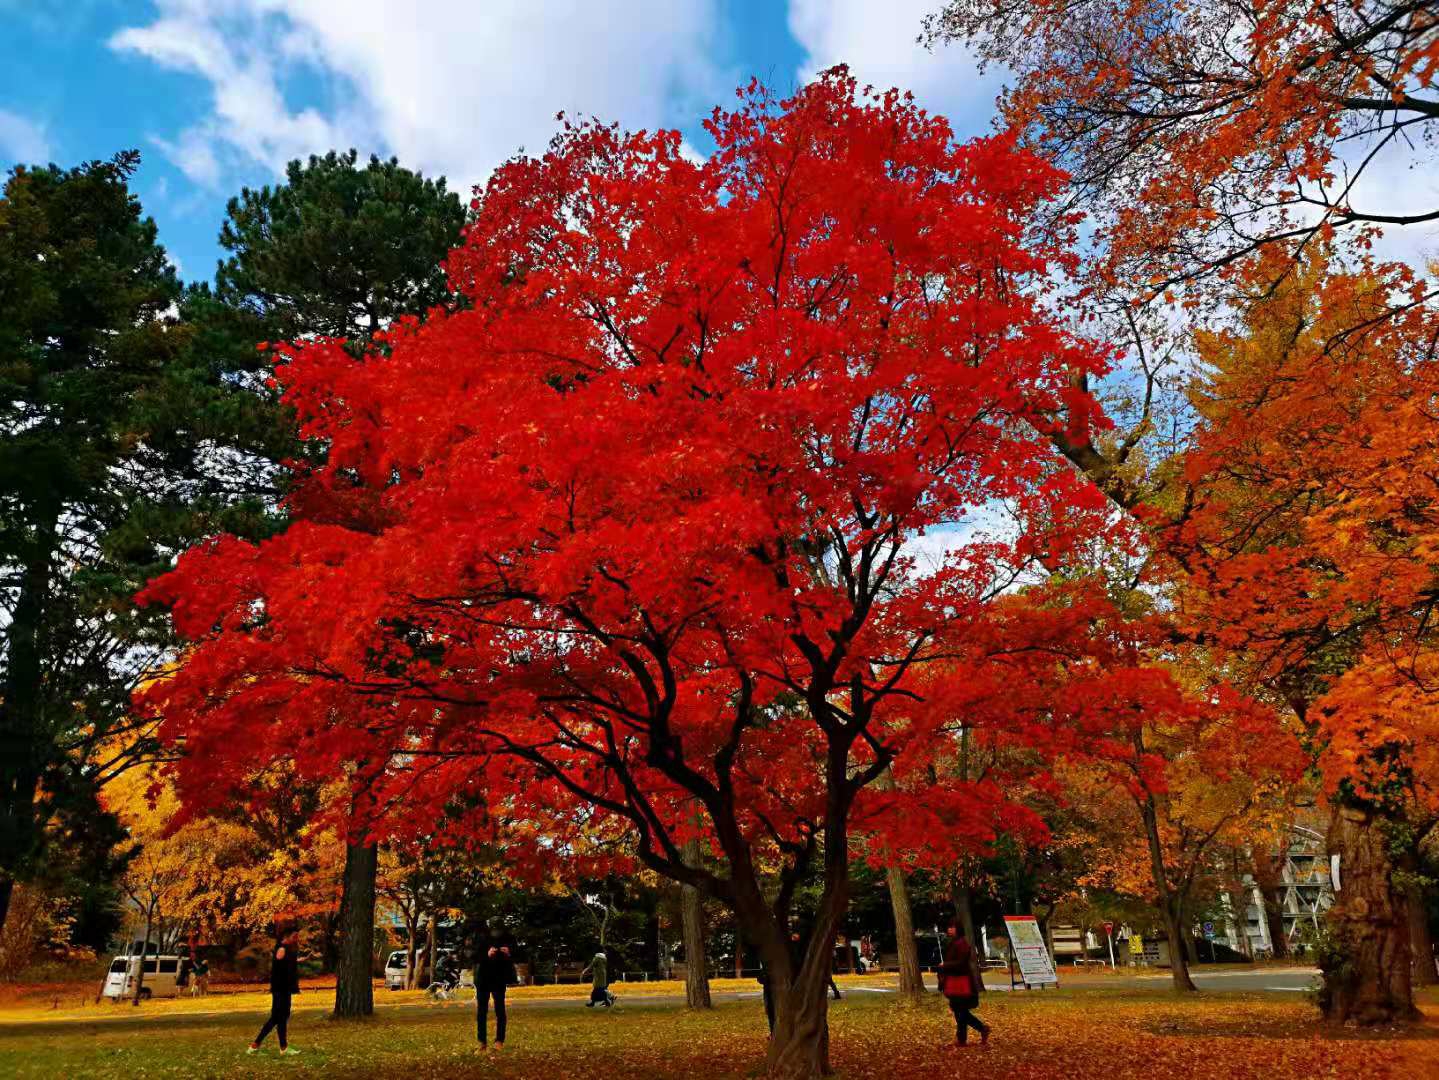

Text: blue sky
xmin=0 ymin=1 xmax=1001 ymax=285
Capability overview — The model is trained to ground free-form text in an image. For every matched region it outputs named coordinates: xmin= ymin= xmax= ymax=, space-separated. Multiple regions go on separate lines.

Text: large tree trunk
xmin=952 ymin=881 xmax=977 ymax=945
xmin=1321 ymin=802 xmax=1417 ymax=1024
xmin=765 ymin=971 xmax=833 ymax=1080
xmin=0 ymin=512 xmax=56 ymax=936
xmin=753 ymin=896 xmax=840 ymax=1080
xmin=885 ymin=865 xmax=923 ymax=997
xmin=319 ymin=909 xmax=341 ymax=973
xmin=421 ymin=910 xmax=438 ymax=987
xmin=333 ymin=840 xmax=377 ymax=1019
xmin=405 ymin=920 xmax=417 ymax=990
xmin=680 ymin=837 xmax=712 ymax=1009
xmin=1135 ymin=771 xmax=1197 ymax=992
xmin=1409 ymin=886 xmax=1436 ymax=987
xmin=735 ymin=757 xmax=852 ymax=1078
xmin=1160 ymin=899 xmax=1198 ymax=992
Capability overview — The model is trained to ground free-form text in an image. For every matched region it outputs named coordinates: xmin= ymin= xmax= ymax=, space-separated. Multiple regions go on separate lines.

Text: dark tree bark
xmin=1251 ymin=847 xmax=1290 ymax=960
xmin=405 ymin=922 xmax=418 ymax=990
xmin=421 ymin=909 xmax=438 ymax=987
xmin=333 ymin=840 xmax=377 ymax=1019
xmin=0 ymin=512 xmax=56 ymax=935
xmin=131 ymin=907 xmax=154 ymax=1005
xmin=1320 ymin=802 xmax=1417 ymax=1024
xmin=1159 ymin=898 xmax=1197 ymax=992
xmin=1136 ymin=783 xmax=1197 ymax=992
xmin=1179 ymin=913 xmax=1198 ymax=966
xmin=644 ymin=904 xmax=661 ymax=978
xmin=680 ymin=836 xmax=712 ymax=1009
xmin=1408 ymin=886 xmax=1436 ymax=987
xmin=885 ymin=865 xmax=923 ymax=997
xmin=952 ymin=882 xmax=978 ymax=945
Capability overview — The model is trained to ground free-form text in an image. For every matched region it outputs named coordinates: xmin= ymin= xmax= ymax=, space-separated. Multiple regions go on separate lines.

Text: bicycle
xmin=426 ymin=971 xmax=475 ymax=1004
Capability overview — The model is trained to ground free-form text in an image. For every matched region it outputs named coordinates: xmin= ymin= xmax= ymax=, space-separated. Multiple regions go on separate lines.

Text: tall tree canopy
xmin=925 ymin=0 xmax=1439 ymax=300
xmin=192 ymin=147 xmax=467 ymax=1020
xmin=1165 ymin=250 xmax=1439 ymax=1022
xmin=0 ymin=152 xmax=282 ymax=932
xmin=138 ymin=72 xmax=1168 ymax=1079
xmin=215 ymin=149 xmax=466 ymax=344
xmin=928 ymin=0 xmax=1439 ymax=1024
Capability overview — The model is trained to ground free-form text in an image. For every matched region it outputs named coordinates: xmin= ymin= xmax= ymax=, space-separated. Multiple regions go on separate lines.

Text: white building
xmin=1223 ymin=823 xmax=1333 ymax=956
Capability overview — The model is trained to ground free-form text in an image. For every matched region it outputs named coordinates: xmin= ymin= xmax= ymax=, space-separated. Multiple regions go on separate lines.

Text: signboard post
xmin=1103 ymin=922 xmax=1116 ymax=968
xmin=1002 ymin=915 xmax=1059 ymax=989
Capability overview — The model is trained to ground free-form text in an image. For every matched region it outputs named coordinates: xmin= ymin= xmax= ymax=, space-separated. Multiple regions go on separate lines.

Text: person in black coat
xmin=249 ymin=933 xmax=302 ymax=1055
xmin=937 ymin=922 xmax=989 ymax=1048
xmin=474 ymin=928 xmax=518 ymax=1051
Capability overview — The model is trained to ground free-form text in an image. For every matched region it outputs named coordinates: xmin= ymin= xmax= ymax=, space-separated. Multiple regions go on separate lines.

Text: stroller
xmin=582 ymin=951 xmax=617 ymax=1008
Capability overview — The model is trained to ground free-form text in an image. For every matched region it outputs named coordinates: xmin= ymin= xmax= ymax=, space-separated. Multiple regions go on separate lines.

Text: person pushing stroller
xmin=581 ymin=950 xmax=616 ymax=1008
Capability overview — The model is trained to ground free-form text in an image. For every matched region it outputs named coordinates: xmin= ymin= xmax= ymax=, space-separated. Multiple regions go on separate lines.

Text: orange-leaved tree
xmin=925 ymin=0 xmax=1439 ymax=304
xmin=103 ymin=760 xmax=345 ymax=983
xmin=1165 ymin=248 xmax=1439 ymax=1021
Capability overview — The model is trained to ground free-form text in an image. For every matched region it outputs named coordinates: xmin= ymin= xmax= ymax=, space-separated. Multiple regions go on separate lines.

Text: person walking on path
xmin=938 ymin=922 xmax=989 ymax=1048
xmin=248 ymin=933 xmax=301 ymax=1055
xmin=582 ymin=950 xmax=615 ymax=1008
xmin=475 ymin=938 xmax=517 ymax=1050
xmin=191 ymin=952 xmax=210 ymax=996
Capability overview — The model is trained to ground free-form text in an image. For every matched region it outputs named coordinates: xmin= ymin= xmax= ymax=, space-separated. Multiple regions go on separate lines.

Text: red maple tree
xmin=140 ymin=72 xmax=1138 ymax=1077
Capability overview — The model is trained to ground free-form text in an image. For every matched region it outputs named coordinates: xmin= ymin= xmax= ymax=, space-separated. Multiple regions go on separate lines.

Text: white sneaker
xmin=280 ymin=1047 xmax=301 ymax=1055
xmin=246 ymin=1046 xmax=260 ymax=1055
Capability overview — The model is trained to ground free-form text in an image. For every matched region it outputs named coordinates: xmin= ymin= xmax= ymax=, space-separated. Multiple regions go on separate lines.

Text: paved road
xmin=1031 ymin=966 xmax=1320 ymax=994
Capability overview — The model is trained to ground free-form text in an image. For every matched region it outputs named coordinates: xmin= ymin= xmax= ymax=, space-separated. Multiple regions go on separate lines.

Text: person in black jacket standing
xmin=248 ymin=932 xmax=302 ymax=1055
xmin=475 ymin=930 xmax=517 ymax=1051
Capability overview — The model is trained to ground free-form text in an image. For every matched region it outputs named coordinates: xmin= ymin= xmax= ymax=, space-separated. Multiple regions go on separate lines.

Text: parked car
xmin=101 ymin=950 xmax=183 ymax=1000
xmin=384 ymin=948 xmax=455 ymax=990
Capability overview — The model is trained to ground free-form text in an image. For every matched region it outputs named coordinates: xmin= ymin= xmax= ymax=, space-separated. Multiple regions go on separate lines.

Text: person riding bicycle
xmin=433 ymin=951 xmax=458 ymax=990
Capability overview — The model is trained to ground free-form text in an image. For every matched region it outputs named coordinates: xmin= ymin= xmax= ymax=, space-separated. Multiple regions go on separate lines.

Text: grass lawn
xmin=2 ymin=984 xmax=1437 ymax=1079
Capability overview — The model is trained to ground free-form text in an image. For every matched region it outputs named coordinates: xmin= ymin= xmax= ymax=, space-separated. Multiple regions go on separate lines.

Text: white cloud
xmin=787 ymin=0 xmax=1003 ymax=140
xmin=111 ymin=0 xmax=727 ymax=194
xmin=1335 ymin=137 xmax=1439 ymax=271
xmin=151 ymin=128 xmax=223 ymax=188
xmin=0 ymin=107 xmax=51 ymax=165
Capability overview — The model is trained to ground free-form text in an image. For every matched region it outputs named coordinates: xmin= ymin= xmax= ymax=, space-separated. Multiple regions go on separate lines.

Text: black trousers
xmin=477 ymin=986 xmax=507 ymax=1044
xmin=947 ymin=996 xmax=988 ymax=1044
xmin=254 ymin=993 xmax=293 ymax=1048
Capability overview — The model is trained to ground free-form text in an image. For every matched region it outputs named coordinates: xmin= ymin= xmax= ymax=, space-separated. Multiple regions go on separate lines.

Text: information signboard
xmin=1002 ymin=915 xmax=1059 ymax=986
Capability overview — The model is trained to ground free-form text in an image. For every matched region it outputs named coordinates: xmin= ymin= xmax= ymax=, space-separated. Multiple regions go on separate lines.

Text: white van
xmin=384 ymin=949 xmax=411 ymax=990
xmin=102 ymin=950 xmax=184 ymax=1000
xmin=385 ymin=948 xmax=455 ymax=990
